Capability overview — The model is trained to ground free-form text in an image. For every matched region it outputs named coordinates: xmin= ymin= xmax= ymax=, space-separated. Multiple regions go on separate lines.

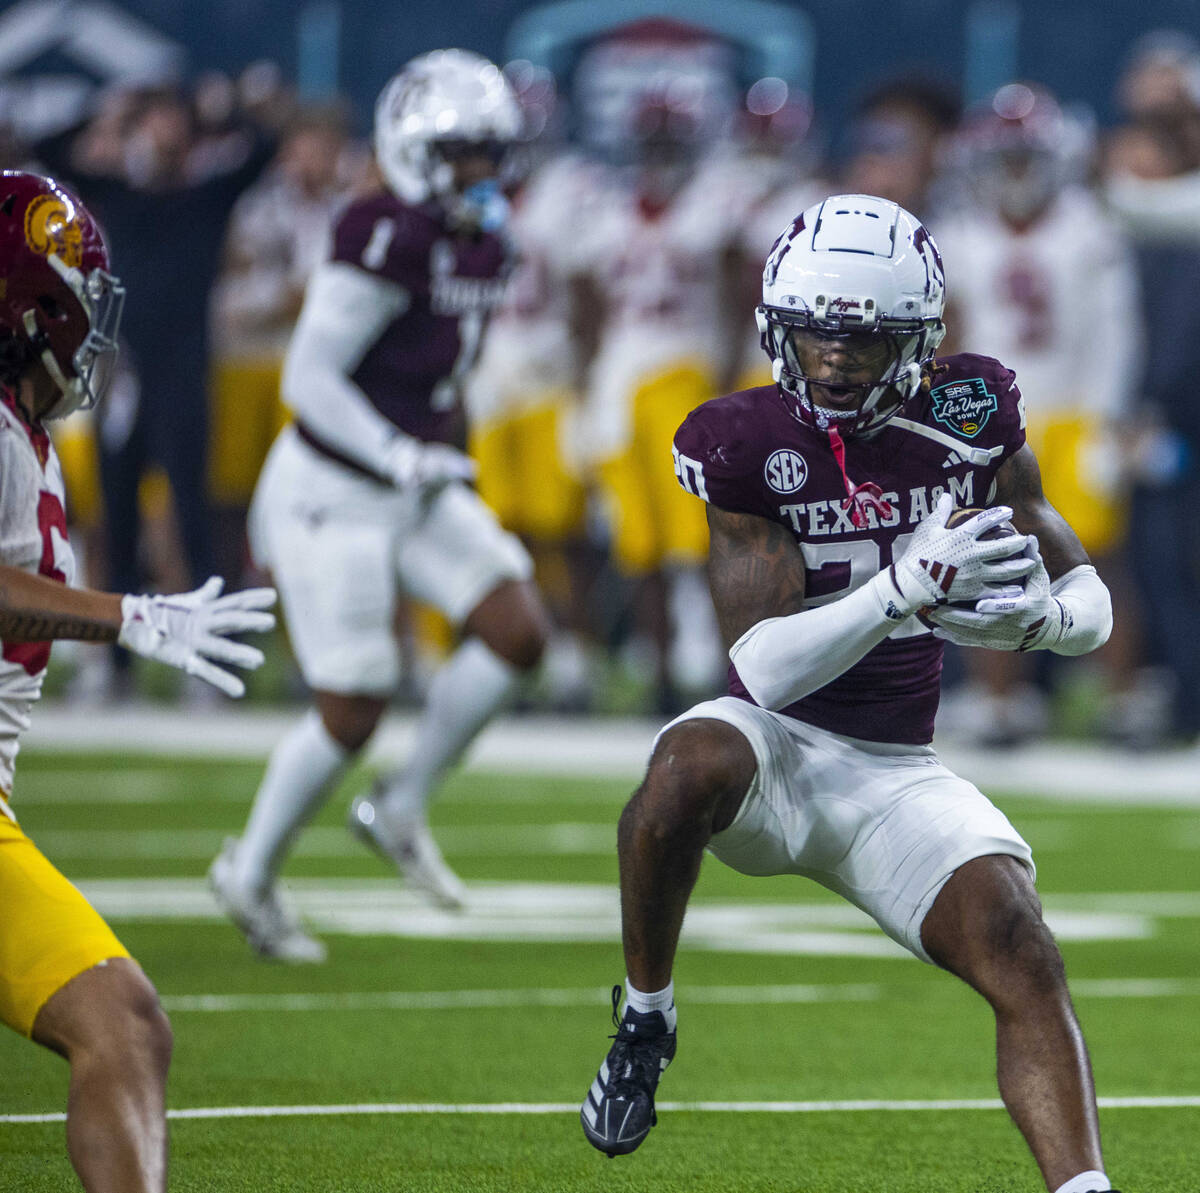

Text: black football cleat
xmin=581 ymin=985 xmax=677 ymax=1157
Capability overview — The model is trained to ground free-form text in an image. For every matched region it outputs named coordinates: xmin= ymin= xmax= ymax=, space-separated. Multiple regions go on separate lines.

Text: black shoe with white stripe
xmin=581 ymin=985 xmax=676 ymax=1157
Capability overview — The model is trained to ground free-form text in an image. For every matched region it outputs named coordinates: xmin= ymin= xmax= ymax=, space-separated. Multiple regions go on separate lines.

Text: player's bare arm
xmin=994 ymin=442 xmax=1090 ymax=580
xmin=706 ymin=505 xmax=808 ymax=648
xmin=0 ymin=565 xmax=121 ymax=642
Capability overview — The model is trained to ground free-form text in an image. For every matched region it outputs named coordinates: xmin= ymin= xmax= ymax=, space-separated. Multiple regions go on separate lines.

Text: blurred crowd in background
xmin=4 ymin=12 xmax=1200 ymax=750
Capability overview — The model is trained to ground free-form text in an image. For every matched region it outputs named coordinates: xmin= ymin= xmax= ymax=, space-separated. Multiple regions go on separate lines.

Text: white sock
xmin=376 ymin=638 xmax=517 ymax=826
xmin=625 ymin=978 xmax=677 ymax=1032
xmin=234 ymin=708 xmax=352 ymax=895
xmin=1053 ymin=1171 xmax=1111 ymax=1193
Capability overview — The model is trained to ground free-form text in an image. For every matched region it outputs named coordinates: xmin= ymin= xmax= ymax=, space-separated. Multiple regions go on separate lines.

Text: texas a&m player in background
xmin=210 ymin=50 xmax=551 ymax=961
xmin=581 ymin=196 xmax=1121 ymax=1193
xmin=0 ymin=171 xmax=276 ymax=1193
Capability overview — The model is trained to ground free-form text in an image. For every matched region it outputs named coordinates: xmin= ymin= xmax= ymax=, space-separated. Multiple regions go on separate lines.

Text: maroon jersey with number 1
xmin=329 ymin=192 xmax=511 ymax=447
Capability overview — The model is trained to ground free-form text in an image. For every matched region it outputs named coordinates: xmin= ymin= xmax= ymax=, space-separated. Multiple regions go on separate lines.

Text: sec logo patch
xmin=764 ymin=448 xmax=808 ymax=494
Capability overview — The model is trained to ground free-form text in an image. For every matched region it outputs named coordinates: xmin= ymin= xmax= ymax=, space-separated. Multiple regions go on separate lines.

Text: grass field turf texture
xmin=1 ymin=742 xmax=1197 ymax=1192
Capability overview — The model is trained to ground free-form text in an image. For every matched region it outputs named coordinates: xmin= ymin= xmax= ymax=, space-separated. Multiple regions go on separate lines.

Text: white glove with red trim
xmin=118 ymin=577 xmax=276 ymax=697
xmin=890 ymin=493 xmax=1036 ymax=613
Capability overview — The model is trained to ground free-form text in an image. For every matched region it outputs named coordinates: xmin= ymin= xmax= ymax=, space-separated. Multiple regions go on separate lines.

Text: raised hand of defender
xmin=890 ymin=493 xmax=1036 ymax=612
xmin=118 ymin=576 xmax=277 ymax=698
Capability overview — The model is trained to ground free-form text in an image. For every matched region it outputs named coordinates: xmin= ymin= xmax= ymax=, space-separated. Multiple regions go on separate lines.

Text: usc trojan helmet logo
xmin=23 ymin=193 xmax=84 ymax=269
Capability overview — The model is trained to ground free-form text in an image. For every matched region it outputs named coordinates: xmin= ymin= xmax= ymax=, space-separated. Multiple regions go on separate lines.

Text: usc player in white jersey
xmin=0 ymin=171 xmax=274 ymax=1193
xmin=468 ymin=148 xmax=607 ymax=702
xmin=938 ymin=85 xmax=1140 ymax=552
xmin=577 ymin=98 xmax=751 ymax=707
xmin=935 ymin=84 xmax=1142 ymax=742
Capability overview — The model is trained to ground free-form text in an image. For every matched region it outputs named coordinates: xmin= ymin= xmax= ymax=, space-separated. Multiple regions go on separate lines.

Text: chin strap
xmin=827 ymin=425 xmax=894 ymax=529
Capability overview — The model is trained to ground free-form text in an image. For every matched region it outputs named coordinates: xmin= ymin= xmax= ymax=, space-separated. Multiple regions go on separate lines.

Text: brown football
xmin=945 ymin=506 xmax=1016 ymax=538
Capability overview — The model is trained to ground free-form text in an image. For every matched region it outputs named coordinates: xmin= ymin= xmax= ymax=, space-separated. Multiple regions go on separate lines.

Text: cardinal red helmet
xmin=0 ymin=171 xmax=124 ymax=419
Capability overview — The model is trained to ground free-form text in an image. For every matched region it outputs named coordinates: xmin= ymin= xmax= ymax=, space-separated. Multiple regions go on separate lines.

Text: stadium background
xmin=1 ymin=2 xmax=1199 ymax=1191
xmin=4 ymin=0 xmax=1191 ymax=129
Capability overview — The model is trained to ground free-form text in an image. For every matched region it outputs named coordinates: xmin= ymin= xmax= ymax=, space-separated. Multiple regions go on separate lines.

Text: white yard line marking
xmin=4 ymin=1095 xmax=1199 ymax=1125
xmin=161 ymin=982 xmax=885 ymax=1014
xmin=31 ymin=822 xmax=617 ymax=859
xmin=158 ymin=976 xmax=1200 ymax=1015
xmin=74 ymin=879 xmax=1156 ymax=955
xmin=1070 ymin=978 xmax=1200 ymax=998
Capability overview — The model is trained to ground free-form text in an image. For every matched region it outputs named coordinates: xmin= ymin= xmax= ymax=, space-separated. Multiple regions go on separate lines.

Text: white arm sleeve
xmin=1045 ymin=564 xmax=1112 ymax=657
xmin=281 ymin=261 xmax=413 ymax=475
xmin=728 ymin=569 xmax=911 ymax=711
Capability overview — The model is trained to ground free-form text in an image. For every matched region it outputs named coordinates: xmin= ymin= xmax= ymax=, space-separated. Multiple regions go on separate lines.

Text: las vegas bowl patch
xmin=929 ymin=377 xmax=997 ymax=439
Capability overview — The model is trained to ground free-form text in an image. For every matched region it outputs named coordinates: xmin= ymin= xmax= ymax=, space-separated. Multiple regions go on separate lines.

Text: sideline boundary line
xmin=22 ymin=706 xmax=1200 ymax=803
xmin=4 ymin=1096 xmax=1199 ymax=1125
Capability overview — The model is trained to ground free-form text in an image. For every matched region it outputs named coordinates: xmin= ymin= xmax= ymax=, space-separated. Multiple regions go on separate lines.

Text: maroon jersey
xmin=330 ymin=192 xmax=510 ymax=445
xmin=673 ymin=353 xmax=1027 ymax=745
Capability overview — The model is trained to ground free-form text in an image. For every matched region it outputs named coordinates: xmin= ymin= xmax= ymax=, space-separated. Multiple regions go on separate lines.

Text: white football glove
xmin=925 ymin=540 xmax=1064 ymax=652
xmin=891 ymin=493 xmax=1036 ymax=612
xmin=118 ymin=577 xmax=277 ymax=698
xmin=382 ymin=435 xmax=476 ymax=490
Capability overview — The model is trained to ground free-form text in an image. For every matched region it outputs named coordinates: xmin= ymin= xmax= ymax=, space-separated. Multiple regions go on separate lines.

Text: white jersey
xmin=0 ymin=396 xmax=75 ymax=804
xmin=211 ymin=169 xmax=346 ymax=361
xmin=935 ymin=188 xmax=1141 ymax=420
xmin=581 ymin=154 xmax=755 ymax=457
xmin=587 ymin=154 xmax=749 ymax=348
xmin=468 ymin=152 xmax=607 ymax=424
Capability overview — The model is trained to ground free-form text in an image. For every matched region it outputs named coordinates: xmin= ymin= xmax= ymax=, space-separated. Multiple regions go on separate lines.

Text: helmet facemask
xmin=758 ymin=304 xmax=944 ymax=438
xmin=427 ymin=137 xmax=512 ymax=232
xmin=373 ymin=49 xmax=520 ymax=217
xmin=33 ymin=255 xmax=125 ymax=420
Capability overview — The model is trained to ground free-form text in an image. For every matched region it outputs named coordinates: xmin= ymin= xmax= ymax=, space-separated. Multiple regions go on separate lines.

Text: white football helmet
xmin=757 ymin=194 xmax=946 ymax=437
xmin=374 ymin=49 xmax=521 ymax=206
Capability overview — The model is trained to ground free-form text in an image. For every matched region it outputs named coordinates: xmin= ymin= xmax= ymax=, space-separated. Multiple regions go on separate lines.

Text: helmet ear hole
xmin=0 ymin=328 xmax=33 ymax=384
xmin=37 ymin=294 xmax=66 ymax=321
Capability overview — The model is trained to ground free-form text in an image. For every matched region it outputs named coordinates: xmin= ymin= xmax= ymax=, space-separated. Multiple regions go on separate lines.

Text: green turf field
xmin=1 ymin=748 xmax=1197 ymax=1191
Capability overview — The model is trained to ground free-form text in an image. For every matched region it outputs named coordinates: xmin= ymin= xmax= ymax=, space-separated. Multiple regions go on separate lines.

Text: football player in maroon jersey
xmin=581 ymin=195 xmax=1119 ymax=1193
xmin=0 ymin=171 xmax=276 ymax=1193
xmin=210 ymin=51 xmax=551 ymax=960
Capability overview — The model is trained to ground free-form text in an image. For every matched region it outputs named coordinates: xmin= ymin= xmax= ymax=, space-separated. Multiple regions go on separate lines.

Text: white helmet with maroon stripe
xmin=374 ymin=49 xmax=521 ymax=206
xmin=756 ymin=194 xmax=946 ymax=437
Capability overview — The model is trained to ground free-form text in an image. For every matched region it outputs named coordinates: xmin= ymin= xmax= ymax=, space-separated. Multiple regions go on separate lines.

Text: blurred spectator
xmin=1103 ymin=113 xmax=1200 ymax=744
xmin=37 ymin=82 xmax=282 ymax=695
xmin=936 ymin=82 xmax=1147 ymax=745
xmin=1106 ymin=33 xmax=1200 ymax=243
xmin=209 ymin=105 xmax=358 ymax=583
xmin=841 ymin=75 xmax=961 ymax=222
xmin=1117 ymin=30 xmax=1200 ymax=134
